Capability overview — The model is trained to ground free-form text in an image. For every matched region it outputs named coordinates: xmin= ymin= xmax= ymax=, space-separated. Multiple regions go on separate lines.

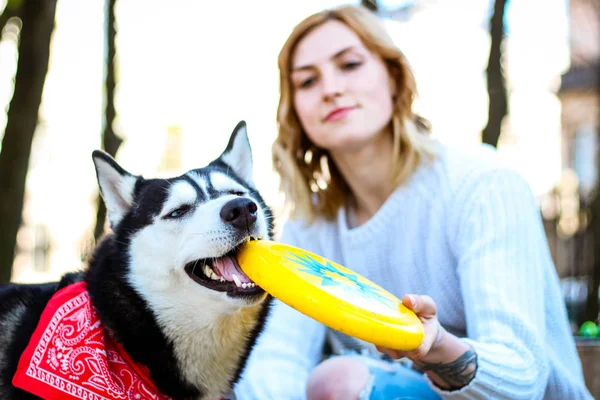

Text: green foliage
xmin=579 ymin=321 xmax=599 ymax=338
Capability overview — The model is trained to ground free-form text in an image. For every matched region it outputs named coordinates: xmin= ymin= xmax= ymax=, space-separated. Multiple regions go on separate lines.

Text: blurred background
xmin=0 ymin=0 xmax=599 ymax=394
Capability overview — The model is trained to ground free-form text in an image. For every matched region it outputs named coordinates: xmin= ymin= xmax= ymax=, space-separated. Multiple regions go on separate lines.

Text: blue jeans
xmin=341 ymin=354 xmax=442 ymax=400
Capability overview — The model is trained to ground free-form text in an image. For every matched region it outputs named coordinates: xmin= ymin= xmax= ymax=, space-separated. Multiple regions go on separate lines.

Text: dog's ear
xmin=218 ymin=120 xmax=254 ymax=184
xmin=92 ymin=150 xmax=139 ymax=228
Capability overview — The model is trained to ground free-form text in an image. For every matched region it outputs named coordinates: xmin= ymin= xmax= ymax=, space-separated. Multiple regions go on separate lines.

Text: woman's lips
xmin=324 ymin=106 xmax=356 ymax=122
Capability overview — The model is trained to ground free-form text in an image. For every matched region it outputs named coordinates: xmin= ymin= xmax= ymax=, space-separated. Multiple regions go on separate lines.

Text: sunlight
xmin=0 ymin=0 xmax=570 ymax=282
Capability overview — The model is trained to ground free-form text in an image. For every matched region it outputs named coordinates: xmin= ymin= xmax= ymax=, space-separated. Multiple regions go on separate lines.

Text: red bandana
xmin=12 ymin=281 xmax=175 ymax=400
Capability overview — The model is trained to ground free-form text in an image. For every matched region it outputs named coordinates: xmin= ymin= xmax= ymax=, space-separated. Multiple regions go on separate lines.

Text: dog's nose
xmin=220 ymin=198 xmax=258 ymax=231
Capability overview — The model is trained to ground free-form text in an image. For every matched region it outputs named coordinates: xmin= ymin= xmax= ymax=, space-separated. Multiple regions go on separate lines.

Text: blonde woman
xmin=235 ymin=5 xmax=591 ymax=400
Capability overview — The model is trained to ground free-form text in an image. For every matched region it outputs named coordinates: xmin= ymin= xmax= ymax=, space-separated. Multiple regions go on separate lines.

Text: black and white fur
xmin=0 ymin=121 xmax=273 ymax=400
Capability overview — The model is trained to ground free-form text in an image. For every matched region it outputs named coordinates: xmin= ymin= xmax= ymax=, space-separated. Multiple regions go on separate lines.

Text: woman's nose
xmin=321 ymin=69 xmax=344 ymax=101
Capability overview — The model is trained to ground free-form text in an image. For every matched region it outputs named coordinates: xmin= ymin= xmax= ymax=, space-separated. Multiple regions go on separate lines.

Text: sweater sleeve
xmin=432 ymin=168 xmax=556 ymax=399
xmin=233 ymin=220 xmax=327 ymax=400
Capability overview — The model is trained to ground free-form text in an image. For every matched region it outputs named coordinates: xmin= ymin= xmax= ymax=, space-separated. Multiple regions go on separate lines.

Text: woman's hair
xmin=273 ymin=4 xmax=436 ymax=223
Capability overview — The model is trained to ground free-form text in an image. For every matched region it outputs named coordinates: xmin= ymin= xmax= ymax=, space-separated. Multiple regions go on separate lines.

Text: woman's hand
xmin=376 ymin=294 xmax=442 ymax=362
xmin=376 ymin=294 xmax=478 ymax=390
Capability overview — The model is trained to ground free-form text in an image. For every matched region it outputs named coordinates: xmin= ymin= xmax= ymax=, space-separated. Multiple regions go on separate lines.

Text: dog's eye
xmin=164 ymin=205 xmax=192 ymax=219
xmin=228 ymin=190 xmax=245 ymax=196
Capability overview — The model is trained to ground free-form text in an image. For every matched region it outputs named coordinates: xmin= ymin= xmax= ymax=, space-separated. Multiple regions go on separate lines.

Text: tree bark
xmin=481 ymin=0 xmax=508 ymax=148
xmin=94 ymin=0 xmax=122 ymax=241
xmin=0 ymin=0 xmax=58 ymax=283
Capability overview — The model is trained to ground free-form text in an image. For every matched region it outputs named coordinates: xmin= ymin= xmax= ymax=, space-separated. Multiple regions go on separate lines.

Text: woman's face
xmin=291 ymin=20 xmax=396 ymax=153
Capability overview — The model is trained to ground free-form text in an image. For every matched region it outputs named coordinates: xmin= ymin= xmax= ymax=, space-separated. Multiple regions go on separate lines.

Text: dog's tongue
xmin=213 ymin=256 xmax=251 ymax=283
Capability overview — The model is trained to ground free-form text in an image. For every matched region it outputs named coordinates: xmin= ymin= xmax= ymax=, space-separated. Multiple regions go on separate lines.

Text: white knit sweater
xmin=234 ymin=143 xmax=592 ymax=400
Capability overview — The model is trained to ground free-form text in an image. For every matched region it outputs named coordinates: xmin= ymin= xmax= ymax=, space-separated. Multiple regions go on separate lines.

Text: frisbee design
xmin=284 ymin=251 xmax=397 ymax=311
xmin=237 ymin=240 xmax=424 ymax=350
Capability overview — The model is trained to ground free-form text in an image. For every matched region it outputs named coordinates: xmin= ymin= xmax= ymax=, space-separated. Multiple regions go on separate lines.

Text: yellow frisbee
xmin=237 ymin=240 xmax=424 ymax=351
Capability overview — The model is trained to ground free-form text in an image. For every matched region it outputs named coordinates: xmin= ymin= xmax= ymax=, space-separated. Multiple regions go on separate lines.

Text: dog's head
xmin=92 ymin=121 xmax=272 ymax=312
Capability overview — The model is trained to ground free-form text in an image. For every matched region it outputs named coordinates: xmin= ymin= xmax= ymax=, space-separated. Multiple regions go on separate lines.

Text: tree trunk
xmin=94 ymin=0 xmax=123 ymax=241
xmin=481 ymin=0 xmax=508 ymax=148
xmin=0 ymin=0 xmax=58 ymax=283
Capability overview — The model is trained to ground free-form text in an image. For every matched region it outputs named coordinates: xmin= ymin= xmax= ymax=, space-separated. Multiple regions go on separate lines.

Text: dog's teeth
xmin=242 ymin=283 xmax=247 ymax=289
xmin=220 ymin=277 xmax=225 ymax=282
xmin=202 ymin=265 xmax=220 ymax=280
xmin=232 ymin=274 xmax=242 ymax=288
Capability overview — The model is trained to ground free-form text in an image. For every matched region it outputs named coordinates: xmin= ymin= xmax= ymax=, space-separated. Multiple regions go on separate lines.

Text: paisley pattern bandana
xmin=12 ymin=281 xmax=175 ymax=400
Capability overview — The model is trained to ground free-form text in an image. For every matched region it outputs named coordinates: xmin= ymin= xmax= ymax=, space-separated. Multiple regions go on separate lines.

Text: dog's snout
xmin=220 ymin=198 xmax=258 ymax=230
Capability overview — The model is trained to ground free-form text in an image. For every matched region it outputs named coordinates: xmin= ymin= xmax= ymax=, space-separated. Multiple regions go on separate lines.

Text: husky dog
xmin=0 ymin=121 xmax=273 ymax=399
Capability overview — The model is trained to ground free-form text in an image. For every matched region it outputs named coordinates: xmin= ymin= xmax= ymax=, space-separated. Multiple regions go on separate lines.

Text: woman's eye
xmin=165 ymin=205 xmax=192 ymax=219
xmin=342 ymin=61 xmax=362 ymax=70
xmin=299 ymin=77 xmax=316 ymax=88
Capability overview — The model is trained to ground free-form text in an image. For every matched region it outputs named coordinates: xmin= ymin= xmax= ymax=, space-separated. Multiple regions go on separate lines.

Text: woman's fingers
xmin=375 ymin=345 xmax=404 ymax=359
xmin=402 ymin=294 xmax=437 ymax=318
xmin=375 ymin=295 xmax=442 ymax=361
